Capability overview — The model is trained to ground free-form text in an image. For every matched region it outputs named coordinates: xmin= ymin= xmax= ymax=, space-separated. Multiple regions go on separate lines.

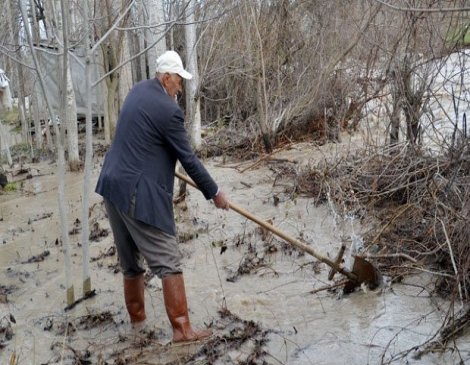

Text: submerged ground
xmin=0 ymin=130 xmax=469 ymax=364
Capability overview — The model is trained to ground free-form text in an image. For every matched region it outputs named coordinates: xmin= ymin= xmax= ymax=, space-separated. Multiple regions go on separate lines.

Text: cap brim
xmin=178 ymin=69 xmax=193 ymax=80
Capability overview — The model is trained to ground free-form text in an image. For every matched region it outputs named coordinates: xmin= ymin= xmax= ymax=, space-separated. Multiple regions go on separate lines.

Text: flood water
xmin=0 ymin=136 xmax=469 ymax=365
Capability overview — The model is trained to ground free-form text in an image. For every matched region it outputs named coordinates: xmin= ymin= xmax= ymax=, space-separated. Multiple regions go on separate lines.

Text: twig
xmin=399 ymin=265 xmax=455 ymax=278
xmin=371 ymin=204 xmax=412 ymax=244
xmin=309 ymin=280 xmax=348 ymax=294
xmin=240 ymin=181 xmax=252 ymax=188
xmin=439 ymin=218 xmax=463 ymax=305
xmin=10 ymin=172 xmax=54 ymax=183
xmin=412 ymin=307 xmax=470 ymax=359
xmin=267 ymin=157 xmax=298 ymax=164
xmin=240 ymin=143 xmax=293 ymax=173
xmin=367 ymin=253 xmax=417 ymax=263
xmin=64 ymin=289 xmax=97 ymax=311
xmin=9 ymin=352 xmax=16 ymax=365
xmin=208 ymin=237 xmax=228 ymax=311
xmin=240 ymin=153 xmax=275 ymax=173
xmin=256 ymin=280 xmax=299 ymax=295
xmin=213 ymin=162 xmax=247 ymax=170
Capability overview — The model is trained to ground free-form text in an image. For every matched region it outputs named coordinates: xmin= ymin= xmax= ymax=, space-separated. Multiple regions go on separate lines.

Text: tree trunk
xmin=389 ymin=101 xmax=400 ymax=146
xmin=388 ymin=66 xmax=401 ymax=146
xmin=251 ymin=3 xmax=272 ymax=153
xmin=65 ymin=66 xmax=80 ymax=170
xmin=29 ymin=0 xmax=43 ymax=149
xmin=81 ymin=0 xmax=93 ymax=295
xmin=6 ymin=0 xmax=28 ymax=149
xmin=146 ymin=0 xmax=167 ymax=74
xmin=3 ymin=0 xmax=15 ymax=111
xmin=14 ymin=35 xmax=28 ymax=143
xmin=104 ymin=77 xmax=119 ymax=143
xmin=138 ymin=22 xmax=147 ymax=81
xmin=168 ymin=2 xmax=175 ymax=49
xmin=129 ymin=5 xmax=142 ymax=83
xmin=97 ymin=0 xmax=131 ymax=144
xmin=257 ymin=76 xmax=273 ymax=153
xmin=118 ymin=31 xmax=133 ymax=111
xmin=184 ymin=0 xmax=201 ymax=150
xmin=53 ymin=0 xmax=80 ymax=170
xmin=31 ymin=89 xmax=43 ymax=149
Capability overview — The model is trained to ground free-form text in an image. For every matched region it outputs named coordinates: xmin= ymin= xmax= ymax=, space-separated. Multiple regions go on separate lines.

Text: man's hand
xmin=213 ymin=190 xmax=230 ymax=210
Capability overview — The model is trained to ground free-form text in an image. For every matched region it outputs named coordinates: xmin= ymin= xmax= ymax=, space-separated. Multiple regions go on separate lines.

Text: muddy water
xmin=185 ymin=158 xmax=469 ymax=365
xmin=0 ymin=137 xmax=469 ymax=365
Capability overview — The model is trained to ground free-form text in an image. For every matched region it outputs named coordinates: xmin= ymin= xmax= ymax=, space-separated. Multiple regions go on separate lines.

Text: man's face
xmin=162 ymin=73 xmax=183 ymax=101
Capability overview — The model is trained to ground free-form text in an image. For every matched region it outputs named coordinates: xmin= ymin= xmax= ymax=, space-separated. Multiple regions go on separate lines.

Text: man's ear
xmin=161 ymin=73 xmax=171 ymax=87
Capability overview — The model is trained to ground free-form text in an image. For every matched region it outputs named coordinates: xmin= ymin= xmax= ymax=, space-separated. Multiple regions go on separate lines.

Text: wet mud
xmin=0 ymin=134 xmax=469 ymax=364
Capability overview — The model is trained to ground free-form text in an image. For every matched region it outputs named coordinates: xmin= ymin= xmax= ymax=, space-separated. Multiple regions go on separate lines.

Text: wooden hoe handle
xmin=175 ymin=171 xmax=358 ymax=282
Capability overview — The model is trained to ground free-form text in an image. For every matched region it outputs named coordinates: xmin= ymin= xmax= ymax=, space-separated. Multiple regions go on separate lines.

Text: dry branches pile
xmin=296 ymin=141 xmax=470 ymax=301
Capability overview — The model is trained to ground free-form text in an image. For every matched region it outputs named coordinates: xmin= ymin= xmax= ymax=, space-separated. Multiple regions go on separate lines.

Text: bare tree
xmin=375 ymin=1 xmax=466 ymax=149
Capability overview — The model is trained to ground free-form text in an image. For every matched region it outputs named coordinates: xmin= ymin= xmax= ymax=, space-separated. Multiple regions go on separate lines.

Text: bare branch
xmin=90 ymin=0 xmax=135 ymax=53
xmin=374 ymin=0 xmax=470 ymax=13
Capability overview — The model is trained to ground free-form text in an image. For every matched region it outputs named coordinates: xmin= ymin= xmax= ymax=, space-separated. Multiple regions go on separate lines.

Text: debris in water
xmin=91 ymin=246 xmax=116 ymax=262
xmin=21 ymin=250 xmax=50 ymax=264
xmin=184 ymin=308 xmax=271 ymax=364
xmin=69 ymin=218 xmax=81 ymax=235
xmin=0 ymin=316 xmax=14 ymax=348
xmin=89 ymin=221 xmax=109 ymax=242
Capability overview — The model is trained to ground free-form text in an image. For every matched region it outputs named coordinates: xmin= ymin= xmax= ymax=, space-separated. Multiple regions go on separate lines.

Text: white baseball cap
xmin=156 ymin=51 xmax=193 ymax=80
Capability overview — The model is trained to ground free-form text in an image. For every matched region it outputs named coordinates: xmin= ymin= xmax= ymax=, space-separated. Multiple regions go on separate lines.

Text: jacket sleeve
xmin=162 ymin=108 xmax=218 ymax=199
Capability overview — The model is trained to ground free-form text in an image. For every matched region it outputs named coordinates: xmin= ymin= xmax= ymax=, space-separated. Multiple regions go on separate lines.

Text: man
xmin=95 ymin=50 xmax=229 ymax=343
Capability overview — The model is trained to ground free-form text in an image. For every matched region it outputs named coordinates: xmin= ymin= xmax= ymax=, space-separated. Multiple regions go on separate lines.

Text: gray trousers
xmin=104 ymin=198 xmax=183 ymax=279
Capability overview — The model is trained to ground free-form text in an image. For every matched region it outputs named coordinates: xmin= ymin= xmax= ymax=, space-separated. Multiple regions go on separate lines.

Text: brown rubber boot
xmin=162 ymin=273 xmax=212 ymax=343
xmin=123 ymin=274 xmax=146 ymax=323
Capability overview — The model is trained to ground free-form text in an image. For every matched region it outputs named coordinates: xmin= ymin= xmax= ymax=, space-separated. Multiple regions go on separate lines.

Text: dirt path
xmin=0 ymin=134 xmax=469 ymax=364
